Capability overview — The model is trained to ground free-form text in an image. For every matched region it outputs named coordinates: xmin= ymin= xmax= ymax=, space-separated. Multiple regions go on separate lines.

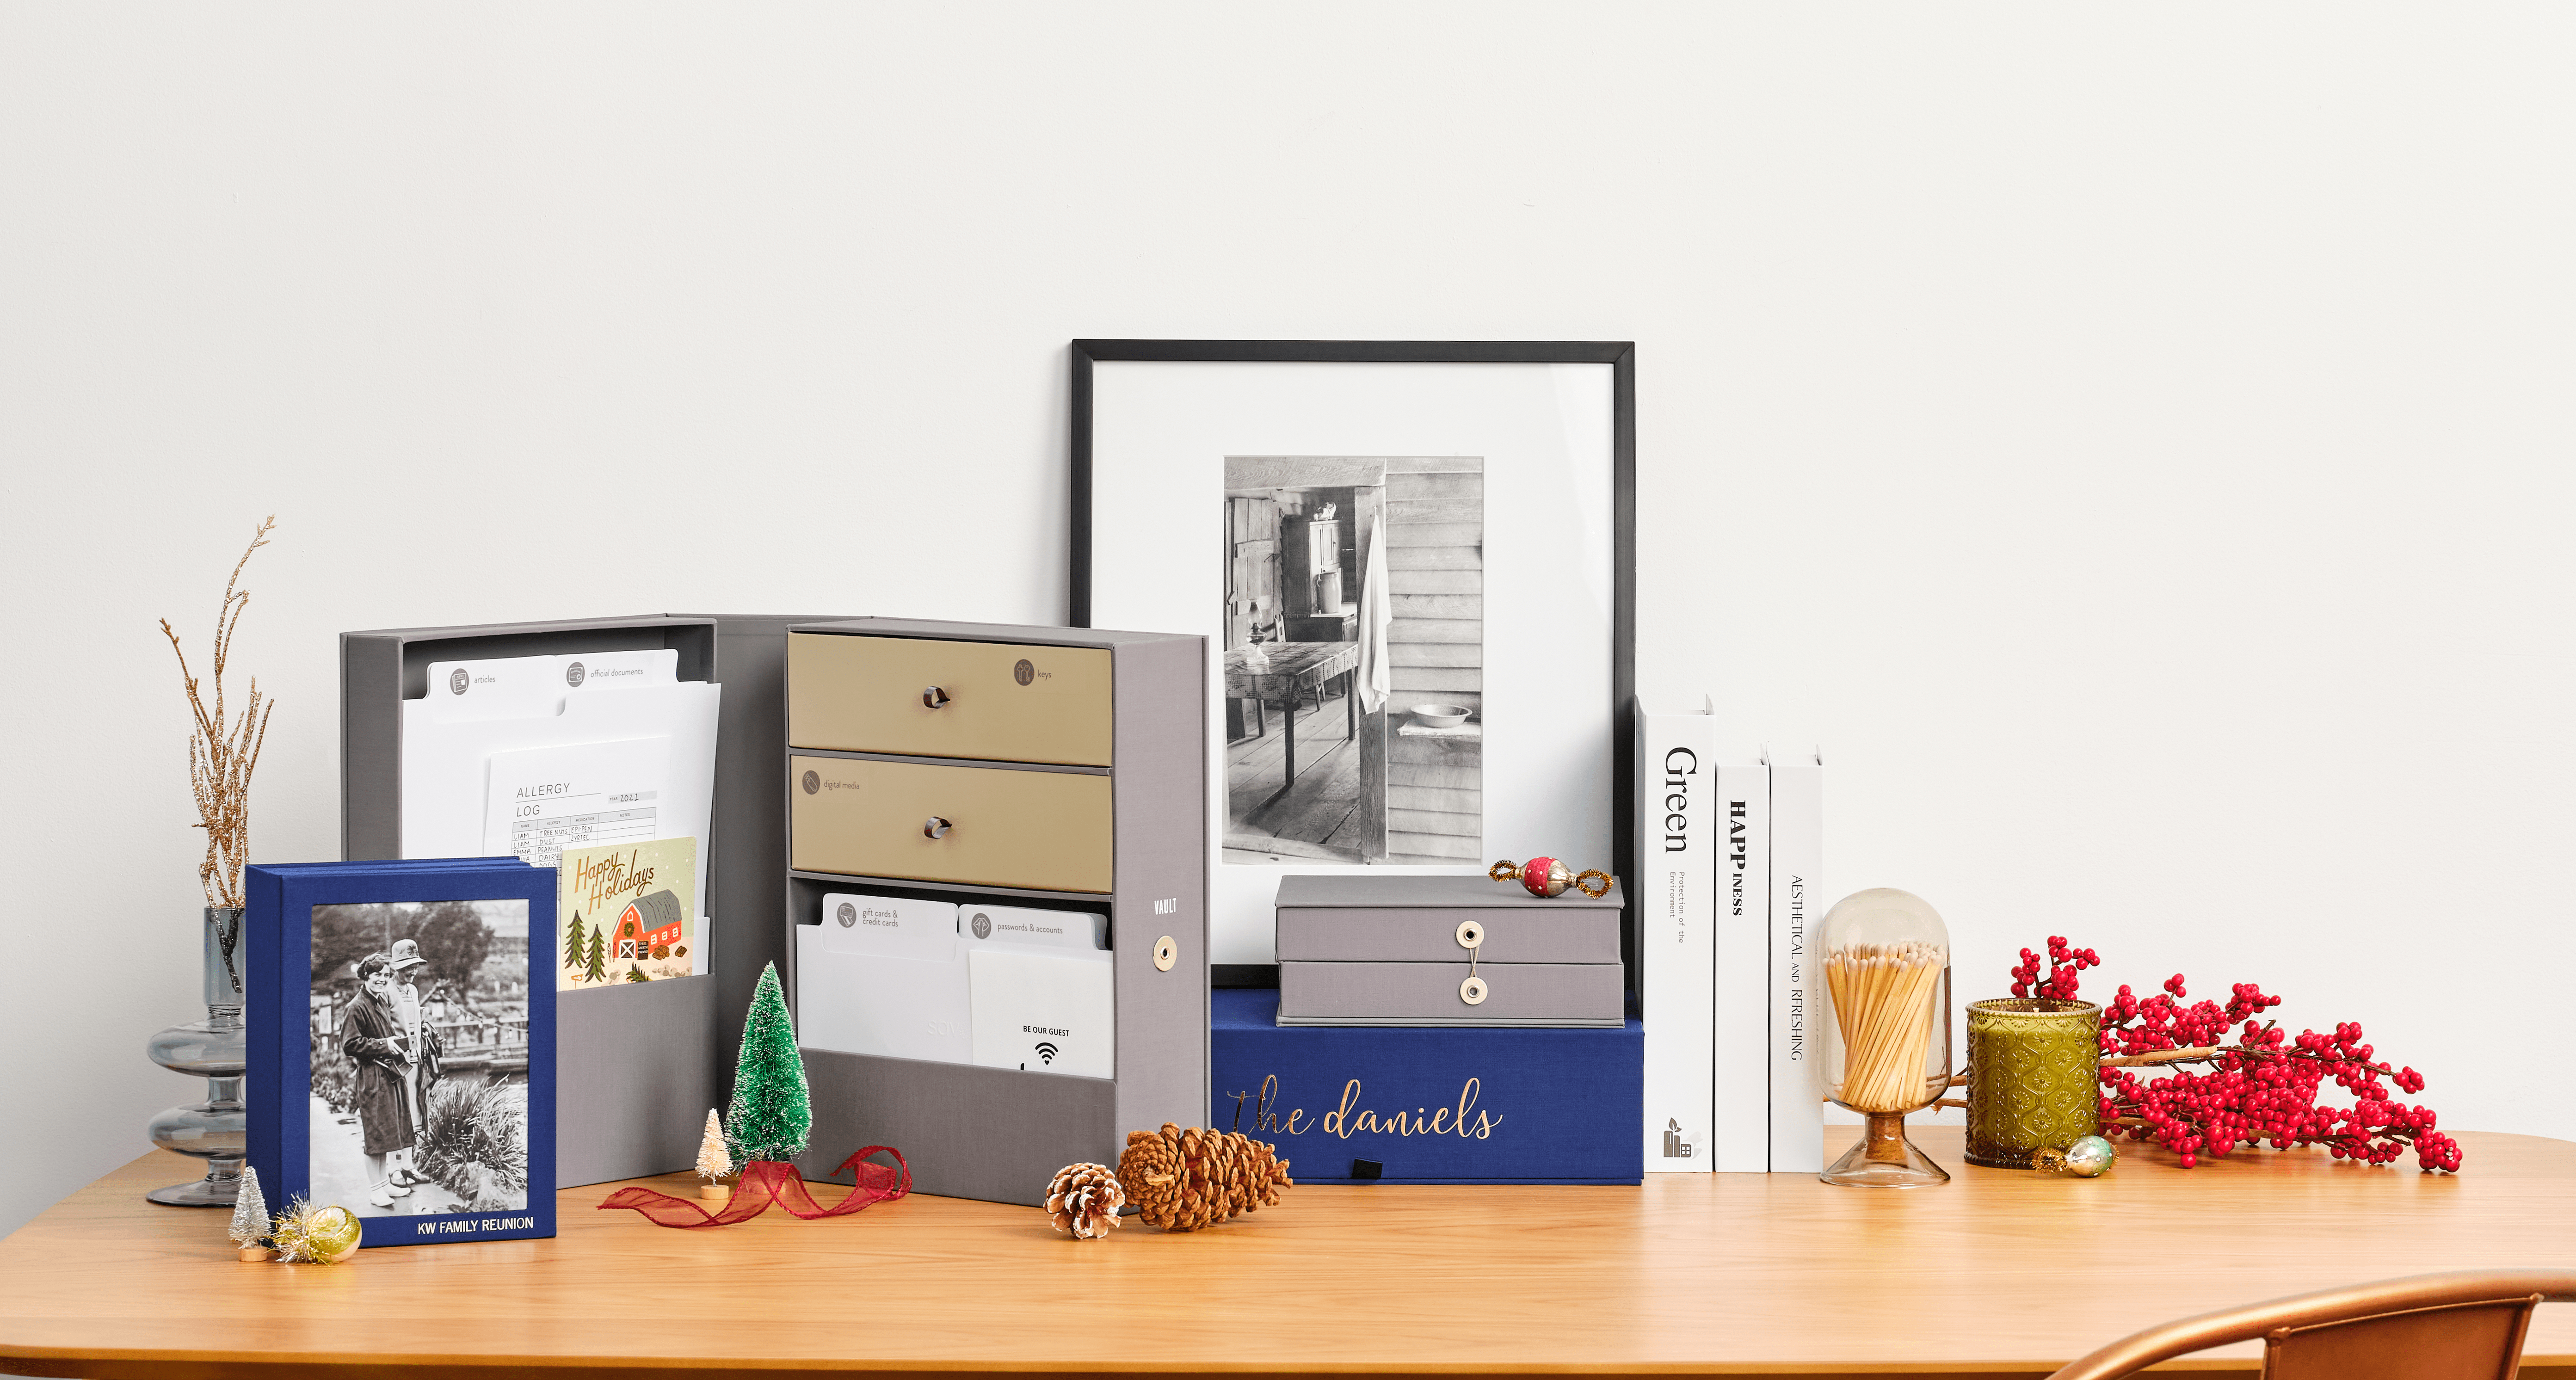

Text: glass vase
xmin=143 ymin=906 xmax=248 ymax=1207
xmin=1965 ymin=998 xmax=2103 ymax=1169
xmin=1816 ymin=888 xmax=1953 ymax=1188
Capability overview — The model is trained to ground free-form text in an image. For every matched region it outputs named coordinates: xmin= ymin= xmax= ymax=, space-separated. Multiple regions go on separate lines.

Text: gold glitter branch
xmin=159 ymin=516 xmax=277 ymax=910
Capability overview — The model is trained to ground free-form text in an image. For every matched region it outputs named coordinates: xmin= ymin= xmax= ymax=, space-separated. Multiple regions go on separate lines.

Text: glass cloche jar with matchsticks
xmin=1817 ymin=888 xmax=1954 ymax=1187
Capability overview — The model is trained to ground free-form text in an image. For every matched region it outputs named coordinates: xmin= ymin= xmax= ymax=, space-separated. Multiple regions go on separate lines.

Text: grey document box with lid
xmin=1274 ymin=874 xmax=1627 ymax=1026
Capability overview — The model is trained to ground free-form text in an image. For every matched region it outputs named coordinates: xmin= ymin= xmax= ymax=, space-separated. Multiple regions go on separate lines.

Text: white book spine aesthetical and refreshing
xmin=1764 ymin=744 xmax=1824 ymax=1175
xmin=1711 ymin=753 xmax=1770 ymax=1173
xmin=1635 ymin=696 xmax=1716 ymax=1174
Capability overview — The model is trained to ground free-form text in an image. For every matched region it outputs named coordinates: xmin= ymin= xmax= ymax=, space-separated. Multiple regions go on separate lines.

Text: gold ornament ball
xmin=305 ymin=1206 xmax=364 ymax=1262
xmin=2064 ymin=1135 xmax=2116 ymax=1177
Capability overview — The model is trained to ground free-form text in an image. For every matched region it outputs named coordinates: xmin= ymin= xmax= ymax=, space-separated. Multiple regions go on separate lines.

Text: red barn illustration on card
xmin=612 ymin=888 xmax=687 ymax=961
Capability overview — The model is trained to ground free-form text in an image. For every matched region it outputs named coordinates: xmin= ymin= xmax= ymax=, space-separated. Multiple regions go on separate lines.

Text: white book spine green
xmin=1712 ymin=755 xmax=1769 ymax=1172
xmin=1635 ymin=697 xmax=1716 ymax=1172
xmin=1764 ymin=744 xmax=1824 ymax=1175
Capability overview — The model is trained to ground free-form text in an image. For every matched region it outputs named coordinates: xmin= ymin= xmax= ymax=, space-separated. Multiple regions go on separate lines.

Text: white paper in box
xmin=963 ymin=903 xmax=1114 ymax=1079
xmin=796 ymin=894 xmax=969 ymax=1064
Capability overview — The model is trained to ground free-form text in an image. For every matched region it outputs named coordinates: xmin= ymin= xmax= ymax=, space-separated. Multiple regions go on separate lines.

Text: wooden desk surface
xmin=6 ymin=1127 xmax=2575 ymax=1379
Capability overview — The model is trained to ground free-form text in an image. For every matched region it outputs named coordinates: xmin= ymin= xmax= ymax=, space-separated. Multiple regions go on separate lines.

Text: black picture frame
xmin=1068 ymin=339 xmax=1638 ymax=991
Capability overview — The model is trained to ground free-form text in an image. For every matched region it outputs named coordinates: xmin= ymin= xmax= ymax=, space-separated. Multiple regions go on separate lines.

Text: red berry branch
xmin=2008 ymin=936 xmax=2462 ymax=1174
xmin=2009 ymin=937 xmax=2100 ymax=1000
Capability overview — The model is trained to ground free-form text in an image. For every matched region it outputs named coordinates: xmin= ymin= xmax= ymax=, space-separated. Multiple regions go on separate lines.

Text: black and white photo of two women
xmin=308 ymin=901 xmax=533 ymax=1217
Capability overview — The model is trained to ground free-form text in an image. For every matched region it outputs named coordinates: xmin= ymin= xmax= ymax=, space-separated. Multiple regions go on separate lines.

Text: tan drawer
xmin=790 ymin=755 xmax=1112 ymax=893
xmin=789 ymin=633 xmax=1112 ymax=767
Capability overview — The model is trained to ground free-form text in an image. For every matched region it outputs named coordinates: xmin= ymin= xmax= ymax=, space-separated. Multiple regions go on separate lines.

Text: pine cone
xmin=1115 ymin=1122 xmax=1294 ymax=1232
xmin=1044 ymin=1162 xmax=1126 ymax=1239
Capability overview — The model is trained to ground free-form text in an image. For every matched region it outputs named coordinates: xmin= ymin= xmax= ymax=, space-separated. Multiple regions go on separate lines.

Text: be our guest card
xmin=557 ymin=838 xmax=698 ymax=990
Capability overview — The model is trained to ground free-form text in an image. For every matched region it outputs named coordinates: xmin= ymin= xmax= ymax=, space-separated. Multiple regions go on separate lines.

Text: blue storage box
xmin=1209 ymin=988 xmax=1643 ymax=1184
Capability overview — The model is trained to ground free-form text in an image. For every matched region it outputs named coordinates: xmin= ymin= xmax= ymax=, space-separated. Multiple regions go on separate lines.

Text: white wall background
xmin=4 ymin=4 xmax=2570 ymax=1236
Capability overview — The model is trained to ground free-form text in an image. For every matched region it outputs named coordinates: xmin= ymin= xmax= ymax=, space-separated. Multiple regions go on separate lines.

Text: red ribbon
xmin=598 ymin=1149 xmax=910 ymax=1227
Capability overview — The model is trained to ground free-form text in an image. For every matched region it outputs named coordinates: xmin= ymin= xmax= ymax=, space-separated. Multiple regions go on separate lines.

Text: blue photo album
xmin=244 ymin=857 xmax=556 ymax=1246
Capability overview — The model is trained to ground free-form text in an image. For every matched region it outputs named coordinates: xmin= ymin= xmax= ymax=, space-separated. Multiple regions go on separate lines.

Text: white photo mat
xmin=1085 ymin=359 xmax=1619 ymax=966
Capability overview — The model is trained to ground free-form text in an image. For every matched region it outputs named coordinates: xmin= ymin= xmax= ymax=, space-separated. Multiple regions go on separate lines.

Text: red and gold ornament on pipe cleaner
xmin=1489 ymin=857 xmax=1613 ymax=899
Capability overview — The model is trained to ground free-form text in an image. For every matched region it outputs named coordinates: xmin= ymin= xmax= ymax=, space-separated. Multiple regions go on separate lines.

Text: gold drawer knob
xmin=923 ymin=816 xmax=951 ymax=840
xmin=922 ymin=685 xmax=951 ymax=709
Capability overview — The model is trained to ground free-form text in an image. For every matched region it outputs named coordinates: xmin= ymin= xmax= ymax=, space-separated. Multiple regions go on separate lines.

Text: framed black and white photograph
xmin=1072 ymin=341 xmax=1635 ymax=980
xmin=247 ymin=859 xmax=557 ymax=1245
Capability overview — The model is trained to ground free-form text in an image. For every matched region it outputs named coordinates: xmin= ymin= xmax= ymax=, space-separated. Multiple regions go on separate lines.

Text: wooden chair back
xmin=2046 ymin=1269 xmax=2576 ymax=1380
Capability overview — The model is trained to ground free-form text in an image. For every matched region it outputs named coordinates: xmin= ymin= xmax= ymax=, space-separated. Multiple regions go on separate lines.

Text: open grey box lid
xmin=1276 ymin=874 xmax=1623 ymax=911
xmin=1275 ymin=873 xmax=1624 ymax=965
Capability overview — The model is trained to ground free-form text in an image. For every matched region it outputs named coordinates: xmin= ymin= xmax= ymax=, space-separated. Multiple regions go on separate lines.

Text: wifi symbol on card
xmin=1033 ymin=1041 xmax=1060 ymax=1066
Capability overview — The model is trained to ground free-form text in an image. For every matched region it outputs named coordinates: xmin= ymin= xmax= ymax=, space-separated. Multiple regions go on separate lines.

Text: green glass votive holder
xmin=1965 ymin=998 xmax=2102 ymax=1170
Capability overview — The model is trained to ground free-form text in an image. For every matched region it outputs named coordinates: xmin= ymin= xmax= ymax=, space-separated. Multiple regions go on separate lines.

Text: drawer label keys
xmin=1007 ymin=655 xmax=1070 ymax=694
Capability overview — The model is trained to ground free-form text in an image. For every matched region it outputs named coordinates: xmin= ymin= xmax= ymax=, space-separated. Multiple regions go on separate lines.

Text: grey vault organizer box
xmin=343 ymin=612 xmax=1210 ymax=1203
xmin=1275 ymin=873 xmax=1627 ymax=1027
xmin=784 ymin=618 xmax=1209 ymax=1207
xmin=341 ymin=613 xmax=832 ymax=1188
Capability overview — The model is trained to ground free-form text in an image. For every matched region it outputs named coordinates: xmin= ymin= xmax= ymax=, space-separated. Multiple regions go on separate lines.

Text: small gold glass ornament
xmin=271 ymin=1197 xmax=363 ymax=1263
xmin=2031 ymin=1134 xmax=2117 ymax=1177
xmin=2064 ymin=1134 xmax=2117 ymax=1177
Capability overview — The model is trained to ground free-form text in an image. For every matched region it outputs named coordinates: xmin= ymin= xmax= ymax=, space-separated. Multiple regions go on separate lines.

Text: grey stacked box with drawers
xmin=782 ymin=617 xmax=1209 ymax=1206
xmin=1275 ymin=874 xmax=1627 ymax=1027
xmin=344 ymin=612 xmax=1208 ymax=1203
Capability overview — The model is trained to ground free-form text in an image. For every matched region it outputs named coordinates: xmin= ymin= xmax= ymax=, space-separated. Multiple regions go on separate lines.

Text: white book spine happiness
xmin=1712 ymin=753 xmax=1770 ymax=1172
xmin=1635 ymin=697 xmax=1716 ymax=1173
xmin=1765 ymin=744 xmax=1824 ymax=1175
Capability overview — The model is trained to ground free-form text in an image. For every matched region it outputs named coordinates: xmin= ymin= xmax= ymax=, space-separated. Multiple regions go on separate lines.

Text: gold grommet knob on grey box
xmin=1153 ymin=936 xmax=1177 ymax=972
xmin=1454 ymin=919 xmax=1485 ymax=950
xmin=922 ymin=816 xmax=950 ymax=840
xmin=1460 ymin=975 xmax=1489 ymax=1006
xmin=922 ymin=685 xmax=950 ymax=709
